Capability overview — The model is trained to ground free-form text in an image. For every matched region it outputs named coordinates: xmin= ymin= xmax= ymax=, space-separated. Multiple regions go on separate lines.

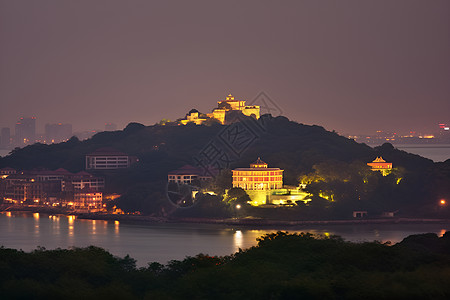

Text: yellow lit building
xmin=367 ymin=157 xmax=392 ymax=176
xmin=179 ymin=112 xmax=208 ymax=125
xmin=179 ymin=94 xmax=260 ymax=125
xmin=209 ymin=94 xmax=260 ymax=124
xmin=232 ymin=158 xmax=283 ymax=190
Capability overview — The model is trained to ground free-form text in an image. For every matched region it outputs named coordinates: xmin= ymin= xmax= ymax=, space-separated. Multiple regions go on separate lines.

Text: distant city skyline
xmin=1 ymin=1 xmax=449 ymax=135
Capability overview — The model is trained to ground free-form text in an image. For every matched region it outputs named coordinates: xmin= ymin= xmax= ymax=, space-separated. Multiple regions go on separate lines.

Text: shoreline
xmin=2 ymin=205 xmax=449 ymax=227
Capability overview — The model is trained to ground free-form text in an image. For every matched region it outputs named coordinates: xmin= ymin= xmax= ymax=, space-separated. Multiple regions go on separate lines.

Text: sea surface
xmin=394 ymin=144 xmax=450 ymax=162
xmin=0 ymin=212 xmax=448 ymax=266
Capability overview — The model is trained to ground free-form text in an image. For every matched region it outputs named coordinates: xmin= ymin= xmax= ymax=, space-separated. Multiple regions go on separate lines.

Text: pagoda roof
xmin=372 ymin=157 xmax=388 ymax=163
xmin=252 ymin=157 xmax=267 ymax=165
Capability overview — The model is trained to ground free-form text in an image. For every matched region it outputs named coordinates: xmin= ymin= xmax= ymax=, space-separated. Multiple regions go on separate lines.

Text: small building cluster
xmin=0 ymin=147 xmax=137 ymax=212
xmin=0 ymin=167 xmax=105 ymax=211
xmin=180 ymin=94 xmax=260 ymax=125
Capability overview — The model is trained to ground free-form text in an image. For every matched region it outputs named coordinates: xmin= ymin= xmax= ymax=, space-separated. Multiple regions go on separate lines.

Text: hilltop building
xmin=85 ymin=147 xmax=137 ymax=170
xmin=367 ymin=157 xmax=392 ymax=176
xmin=179 ymin=94 xmax=260 ymax=125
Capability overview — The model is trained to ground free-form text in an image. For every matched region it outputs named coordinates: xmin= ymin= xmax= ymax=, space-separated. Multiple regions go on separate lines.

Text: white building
xmin=86 ymin=147 xmax=135 ymax=170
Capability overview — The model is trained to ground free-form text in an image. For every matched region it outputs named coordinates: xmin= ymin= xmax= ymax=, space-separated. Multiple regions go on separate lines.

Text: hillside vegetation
xmin=1 ymin=115 xmax=449 ymax=218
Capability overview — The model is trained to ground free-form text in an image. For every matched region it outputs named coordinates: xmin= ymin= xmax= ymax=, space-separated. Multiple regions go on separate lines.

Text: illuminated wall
xmin=232 ymin=159 xmax=283 ymax=191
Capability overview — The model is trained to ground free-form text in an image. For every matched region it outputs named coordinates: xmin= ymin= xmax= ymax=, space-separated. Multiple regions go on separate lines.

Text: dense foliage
xmin=1 ymin=232 xmax=450 ymax=299
xmin=1 ymin=116 xmax=449 ymax=218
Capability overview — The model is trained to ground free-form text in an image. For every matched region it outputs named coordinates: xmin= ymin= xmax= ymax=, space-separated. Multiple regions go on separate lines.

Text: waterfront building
xmin=367 ymin=157 xmax=392 ymax=176
xmin=232 ymin=158 xmax=283 ymax=190
xmin=72 ymin=189 xmax=103 ymax=210
xmin=231 ymin=159 xmax=311 ymax=206
xmin=168 ymin=165 xmax=213 ymax=184
xmin=85 ymin=147 xmax=136 ymax=170
xmin=0 ymin=168 xmax=105 ymax=209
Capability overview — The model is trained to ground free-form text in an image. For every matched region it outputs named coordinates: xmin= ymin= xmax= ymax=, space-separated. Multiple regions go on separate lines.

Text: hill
xmin=0 ymin=115 xmax=448 ymax=217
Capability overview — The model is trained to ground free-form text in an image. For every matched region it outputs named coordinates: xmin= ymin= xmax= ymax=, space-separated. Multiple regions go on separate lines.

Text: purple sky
xmin=1 ymin=0 xmax=449 ymax=135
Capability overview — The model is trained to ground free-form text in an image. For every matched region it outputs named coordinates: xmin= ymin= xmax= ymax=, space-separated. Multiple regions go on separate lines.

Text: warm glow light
xmin=33 ymin=213 xmax=39 ymax=219
xmin=440 ymin=199 xmax=446 ymax=205
xmin=236 ymin=204 xmax=241 ymax=209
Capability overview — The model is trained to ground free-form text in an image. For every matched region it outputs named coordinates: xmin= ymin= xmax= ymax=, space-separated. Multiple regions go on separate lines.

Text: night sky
xmin=1 ymin=0 xmax=449 ymax=135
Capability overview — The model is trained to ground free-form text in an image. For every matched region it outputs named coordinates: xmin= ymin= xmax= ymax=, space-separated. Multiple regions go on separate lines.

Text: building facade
xmin=232 ymin=158 xmax=283 ymax=190
xmin=86 ymin=147 xmax=135 ymax=170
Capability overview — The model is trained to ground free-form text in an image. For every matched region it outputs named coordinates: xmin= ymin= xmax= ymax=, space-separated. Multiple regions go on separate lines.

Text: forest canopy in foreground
xmin=1 ymin=231 xmax=450 ymax=299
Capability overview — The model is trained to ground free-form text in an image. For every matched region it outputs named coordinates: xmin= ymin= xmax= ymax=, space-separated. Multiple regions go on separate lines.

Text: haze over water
xmin=1 ymin=212 xmax=448 ymax=267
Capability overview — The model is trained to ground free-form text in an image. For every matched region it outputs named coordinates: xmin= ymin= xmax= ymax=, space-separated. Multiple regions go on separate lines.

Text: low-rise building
xmin=367 ymin=157 xmax=392 ymax=176
xmin=168 ymin=165 xmax=213 ymax=184
xmin=86 ymin=147 xmax=136 ymax=170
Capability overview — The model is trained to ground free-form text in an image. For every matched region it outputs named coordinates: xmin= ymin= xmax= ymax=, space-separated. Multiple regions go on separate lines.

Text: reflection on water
xmin=0 ymin=212 xmax=448 ymax=267
xmin=234 ymin=230 xmax=243 ymax=250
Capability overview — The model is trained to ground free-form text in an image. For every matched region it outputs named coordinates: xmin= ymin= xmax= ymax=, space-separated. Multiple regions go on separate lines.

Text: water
xmin=394 ymin=144 xmax=450 ymax=162
xmin=1 ymin=212 xmax=448 ymax=266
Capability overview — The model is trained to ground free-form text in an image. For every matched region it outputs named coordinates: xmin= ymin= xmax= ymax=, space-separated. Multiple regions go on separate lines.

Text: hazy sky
xmin=1 ymin=0 xmax=449 ymax=135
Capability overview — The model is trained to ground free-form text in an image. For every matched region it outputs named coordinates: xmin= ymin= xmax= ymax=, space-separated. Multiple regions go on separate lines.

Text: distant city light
xmin=440 ymin=199 xmax=446 ymax=205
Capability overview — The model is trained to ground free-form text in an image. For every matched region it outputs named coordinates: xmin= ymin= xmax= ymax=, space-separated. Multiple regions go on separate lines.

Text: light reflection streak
xmin=234 ymin=230 xmax=243 ymax=250
xmin=6 ymin=212 xmax=11 ymax=217
xmin=115 ymin=220 xmax=120 ymax=235
xmin=92 ymin=220 xmax=96 ymax=235
xmin=68 ymin=215 xmax=75 ymax=237
xmin=33 ymin=213 xmax=40 ymax=236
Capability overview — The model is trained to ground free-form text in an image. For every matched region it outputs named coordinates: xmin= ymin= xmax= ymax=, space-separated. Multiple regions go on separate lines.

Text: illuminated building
xmin=231 ymin=159 xmax=311 ymax=206
xmin=73 ymin=190 xmax=103 ymax=209
xmin=232 ymin=158 xmax=283 ymax=190
xmin=179 ymin=94 xmax=260 ymax=125
xmin=179 ymin=112 xmax=208 ymax=125
xmin=168 ymin=165 xmax=214 ymax=184
xmin=367 ymin=157 xmax=392 ymax=176
xmin=86 ymin=147 xmax=137 ymax=170
xmin=0 ymin=168 xmax=105 ymax=209
xmin=209 ymin=94 xmax=260 ymax=124
xmin=15 ymin=117 xmax=36 ymax=146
